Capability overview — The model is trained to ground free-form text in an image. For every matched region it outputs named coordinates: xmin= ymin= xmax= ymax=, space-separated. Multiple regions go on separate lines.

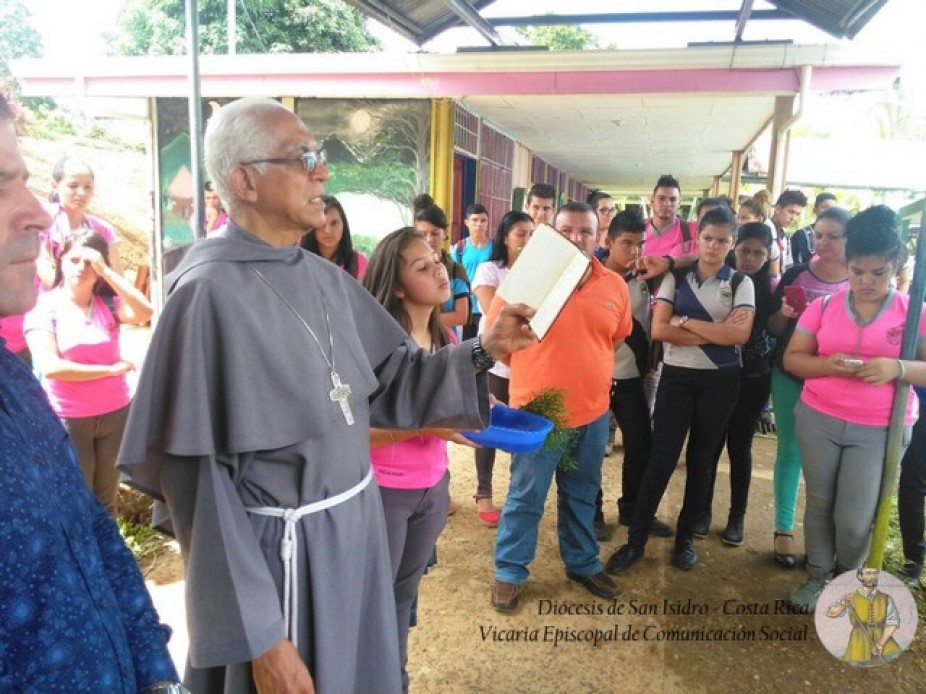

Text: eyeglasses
xmin=597 ymin=207 xmax=618 ymax=215
xmin=240 ymin=149 xmax=327 ymax=173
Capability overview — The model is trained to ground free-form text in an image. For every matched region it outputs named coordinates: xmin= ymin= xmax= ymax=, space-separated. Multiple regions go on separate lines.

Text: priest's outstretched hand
xmin=480 ymin=302 xmax=537 ymax=362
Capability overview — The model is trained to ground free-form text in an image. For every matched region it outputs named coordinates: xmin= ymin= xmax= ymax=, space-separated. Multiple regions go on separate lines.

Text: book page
xmin=528 ymin=252 xmax=592 ymax=338
xmin=497 ymin=223 xmax=590 ymax=339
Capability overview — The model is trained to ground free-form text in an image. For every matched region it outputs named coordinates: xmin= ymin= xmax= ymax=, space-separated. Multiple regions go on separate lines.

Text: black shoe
xmin=650 ymin=519 xmax=674 ymax=538
xmin=692 ymin=515 xmax=711 ymax=539
xmin=901 ymin=560 xmax=923 ymax=588
xmin=605 ymin=544 xmax=644 ymax=575
xmin=619 ymin=516 xmax=674 ymax=538
xmin=593 ymin=518 xmax=611 ymax=542
xmin=721 ymin=515 xmax=744 ymax=546
xmin=774 ymin=532 xmax=797 ymax=569
xmin=566 ymin=570 xmax=620 ymax=599
xmin=672 ymin=539 xmax=698 ymax=570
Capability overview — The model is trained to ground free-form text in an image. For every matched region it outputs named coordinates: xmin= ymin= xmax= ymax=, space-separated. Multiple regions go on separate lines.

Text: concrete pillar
xmin=710 ymin=176 xmax=721 ymax=197
xmin=767 ymin=95 xmax=795 ymax=201
xmin=729 ymin=150 xmax=743 ymax=202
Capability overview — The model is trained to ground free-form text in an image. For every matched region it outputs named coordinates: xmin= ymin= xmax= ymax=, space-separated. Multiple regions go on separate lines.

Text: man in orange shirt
xmin=487 ymin=201 xmax=632 ymax=611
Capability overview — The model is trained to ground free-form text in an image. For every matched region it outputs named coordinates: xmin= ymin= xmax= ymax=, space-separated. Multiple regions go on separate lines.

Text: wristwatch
xmin=471 ymin=336 xmax=496 ymax=370
xmin=142 ymin=682 xmax=191 ymax=694
xmin=679 ymin=315 xmax=690 ymax=326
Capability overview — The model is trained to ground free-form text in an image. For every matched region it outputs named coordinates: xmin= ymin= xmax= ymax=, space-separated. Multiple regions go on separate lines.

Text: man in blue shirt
xmin=0 ymin=93 xmax=181 ymax=693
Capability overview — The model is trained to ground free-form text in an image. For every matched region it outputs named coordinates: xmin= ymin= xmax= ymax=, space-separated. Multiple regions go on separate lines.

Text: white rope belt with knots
xmin=245 ymin=468 xmax=374 ymax=649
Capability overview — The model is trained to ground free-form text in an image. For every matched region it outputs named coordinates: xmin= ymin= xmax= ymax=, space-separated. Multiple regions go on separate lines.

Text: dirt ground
xmin=145 ymin=433 xmax=925 ymax=693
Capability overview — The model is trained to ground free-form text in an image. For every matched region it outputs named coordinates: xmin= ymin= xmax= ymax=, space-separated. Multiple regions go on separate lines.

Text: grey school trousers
xmin=378 ymin=470 xmax=450 ymax=693
xmin=795 ymin=400 xmax=910 ymax=574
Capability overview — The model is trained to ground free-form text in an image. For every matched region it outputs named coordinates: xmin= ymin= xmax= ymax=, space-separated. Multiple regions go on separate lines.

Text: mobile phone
xmin=843 ymin=358 xmax=865 ymax=368
xmin=784 ymin=286 xmax=808 ymax=313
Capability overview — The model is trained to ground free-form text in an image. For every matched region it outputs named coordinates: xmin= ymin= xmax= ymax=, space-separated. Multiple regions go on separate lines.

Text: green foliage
xmin=118 ymin=516 xmax=166 ymax=565
xmin=23 ymin=107 xmax=144 ymax=151
xmin=520 ymin=387 xmax=579 ymax=471
xmin=516 ymin=19 xmax=599 ymax=51
xmin=352 ymin=234 xmax=379 ymax=256
xmin=0 ymin=0 xmax=43 ymax=94
xmin=326 ymin=161 xmax=418 ymax=208
xmin=24 ymin=107 xmax=77 ymax=138
xmin=109 ymin=0 xmax=380 ymax=56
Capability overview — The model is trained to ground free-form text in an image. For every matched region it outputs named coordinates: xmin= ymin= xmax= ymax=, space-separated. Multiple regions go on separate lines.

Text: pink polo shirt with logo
xmin=795 ymin=289 xmax=926 ymax=426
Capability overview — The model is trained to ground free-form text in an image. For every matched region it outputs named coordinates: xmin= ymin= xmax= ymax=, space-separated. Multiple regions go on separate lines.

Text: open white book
xmin=496 ymin=223 xmax=591 ymax=340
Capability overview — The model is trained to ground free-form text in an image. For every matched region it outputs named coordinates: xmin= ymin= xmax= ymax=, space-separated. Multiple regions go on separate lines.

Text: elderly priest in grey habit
xmin=117 ymin=97 xmax=536 ymax=694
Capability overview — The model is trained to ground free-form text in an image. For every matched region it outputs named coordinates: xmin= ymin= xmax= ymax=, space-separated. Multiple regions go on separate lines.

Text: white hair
xmin=204 ymin=97 xmax=294 ymax=211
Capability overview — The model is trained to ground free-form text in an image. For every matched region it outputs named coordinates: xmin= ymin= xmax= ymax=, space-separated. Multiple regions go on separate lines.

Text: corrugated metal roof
xmin=343 ymin=0 xmax=498 ymax=45
xmin=342 ymin=1 xmax=889 ymax=45
xmin=771 ymin=0 xmax=889 ymax=39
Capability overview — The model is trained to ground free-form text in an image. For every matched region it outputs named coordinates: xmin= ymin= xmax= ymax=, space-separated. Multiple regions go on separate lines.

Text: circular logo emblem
xmin=718 ymin=282 xmax=733 ymax=304
xmin=814 ymin=568 xmax=918 ymax=667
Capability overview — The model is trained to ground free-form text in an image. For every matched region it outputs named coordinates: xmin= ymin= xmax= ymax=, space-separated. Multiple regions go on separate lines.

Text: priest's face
xmin=249 ymin=109 xmax=330 ymax=237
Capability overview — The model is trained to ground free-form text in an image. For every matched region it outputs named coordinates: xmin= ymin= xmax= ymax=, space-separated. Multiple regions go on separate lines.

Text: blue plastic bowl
xmin=462 ymin=404 xmax=554 ymax=453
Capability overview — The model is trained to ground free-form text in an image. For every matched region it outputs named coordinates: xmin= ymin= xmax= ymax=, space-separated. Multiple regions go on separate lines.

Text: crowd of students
xmin=305 ymin=179 xmax=924 ymax=669
xmin=4 ymin=115 xmax=924 ymax=689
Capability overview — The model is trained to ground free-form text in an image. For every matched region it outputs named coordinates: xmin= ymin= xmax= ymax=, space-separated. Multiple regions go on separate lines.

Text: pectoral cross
xmin=329 ymin=370 xmax=354 ymax=426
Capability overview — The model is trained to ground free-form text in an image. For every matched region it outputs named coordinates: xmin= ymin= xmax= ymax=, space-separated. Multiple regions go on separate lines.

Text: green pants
xmin=771 ymin=367 xmax=803 ymax=531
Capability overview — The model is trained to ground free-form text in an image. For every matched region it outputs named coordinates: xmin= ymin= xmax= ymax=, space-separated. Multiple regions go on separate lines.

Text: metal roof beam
xmin=734 ymin=0 xmax=756 ymax=42
xmin=443 ymin=0 xmax=503 ymax=46
xmin=488 ymin=10 xmax=789 ymax=27
xmin=348 ymin=1 xmax=425 ymax=45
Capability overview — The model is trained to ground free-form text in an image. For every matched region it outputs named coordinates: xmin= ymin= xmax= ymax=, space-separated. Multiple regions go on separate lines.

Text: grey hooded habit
xmin=118 ymin=223 xmax=489 ymax=693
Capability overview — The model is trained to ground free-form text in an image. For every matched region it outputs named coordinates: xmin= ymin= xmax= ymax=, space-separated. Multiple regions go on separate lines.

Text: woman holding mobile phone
xmin=783 ymin=206 xmax=926 ymax=610
xmin=766 ymin=206 xmax=851 ymax=569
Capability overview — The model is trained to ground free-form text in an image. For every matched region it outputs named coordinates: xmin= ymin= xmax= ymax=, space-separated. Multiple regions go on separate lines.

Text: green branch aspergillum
xmin=520 ymin=387 xmax=579 ymax=471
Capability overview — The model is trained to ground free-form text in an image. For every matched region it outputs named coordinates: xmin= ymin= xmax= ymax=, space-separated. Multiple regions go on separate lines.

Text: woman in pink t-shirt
xmin=24 ymin=231 xmax=152 ymax=515
xmin=362 ymin=227 xmax=471 ymax=693
xmin=767 ymin=205 xmax=851 ymax=570
xmin=783 ymin=206 xmax=926 ymax=611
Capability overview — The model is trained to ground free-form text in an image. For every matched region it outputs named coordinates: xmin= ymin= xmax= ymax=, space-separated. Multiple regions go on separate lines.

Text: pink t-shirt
xmin=796 ymin=289 xmax=926 ymax=426
xmin=370 ymin=434 xmax=449 ymax=490
xmin=24 ymin=290 xmax=129 ymax=418
xmin=335 ymin=251 xmax=367 ymax=280
xmin=643 ymin=218 xmax=697 ymax=258
xmin=42 ymin=203 xmax=118 ymax=252
xmin=353 ymin=252 xmax=368 ymax=280
xmin=0 ymin=314 xmax=27 ymax=354
xmin=370 ymin=328 xmax=454 ymax=489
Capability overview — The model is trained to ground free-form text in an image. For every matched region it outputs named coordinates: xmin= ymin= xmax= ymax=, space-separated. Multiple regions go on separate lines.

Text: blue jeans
xmin=495 ymin=411 xmax=610 ymax=585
